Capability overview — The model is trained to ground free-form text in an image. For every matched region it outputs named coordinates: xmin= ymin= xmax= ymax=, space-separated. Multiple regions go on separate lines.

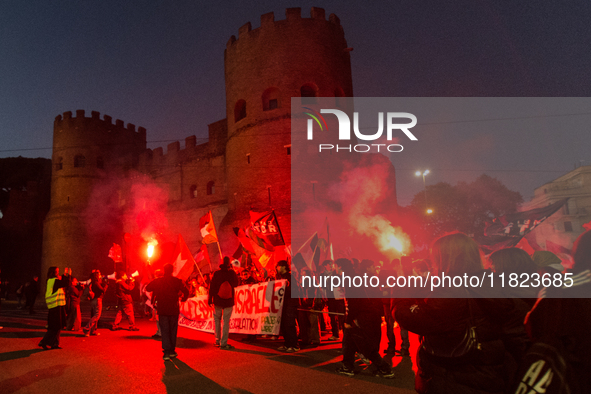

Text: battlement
xmin=54 ymin=110 xmax=146 ymax=137
xmin=138 ymin=118 xmax=227 ymax=170
xmin=226 ymin=7 xmax=342 ymax=49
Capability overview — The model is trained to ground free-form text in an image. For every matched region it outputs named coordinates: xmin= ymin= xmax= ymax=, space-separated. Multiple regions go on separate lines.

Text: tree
xmin=409 ymin=174 xmax=523 ymax=242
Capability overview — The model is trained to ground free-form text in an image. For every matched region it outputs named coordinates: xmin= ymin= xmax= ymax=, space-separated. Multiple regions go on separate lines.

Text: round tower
xmin=42 ymin=110 xmax=146 ymax=279
xmin=224 ymin=7 xmax=353 ymax=243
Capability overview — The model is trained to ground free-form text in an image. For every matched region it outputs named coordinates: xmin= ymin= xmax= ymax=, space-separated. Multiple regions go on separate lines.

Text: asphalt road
xmin=0 ymin=300 xmax=417 ymax=394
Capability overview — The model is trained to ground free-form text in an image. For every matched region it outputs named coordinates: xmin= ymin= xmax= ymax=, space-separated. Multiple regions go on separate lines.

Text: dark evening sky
xmin=1 ymin=1 xmax=590 ymax=206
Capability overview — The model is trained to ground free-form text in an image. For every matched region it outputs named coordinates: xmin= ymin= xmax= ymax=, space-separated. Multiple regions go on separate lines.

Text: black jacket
xmin=524 ymin=271 xmax=591 ymax=394
xmin=208 ymin=268 xmax=239 ymax=308
xmin=395 ymin=286 xmax=527 ymax=394
xmin=145 ymin=275 xmax=189 ymax=316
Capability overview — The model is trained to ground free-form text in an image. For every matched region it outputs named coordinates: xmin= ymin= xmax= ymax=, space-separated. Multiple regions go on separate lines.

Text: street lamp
xmin=415 ymin=169 xmax=431 ymax=213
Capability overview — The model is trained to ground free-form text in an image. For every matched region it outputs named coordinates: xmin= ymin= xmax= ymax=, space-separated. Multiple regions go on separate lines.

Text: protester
xmin=299 ymin=266 xmax=323 ymax=348
xmin=83 ymin=270 xmax=108 ymax=337
xmin=24 ymin=275 xmax=40 ymax=314
xmin=187 ymin=278 xmax=199 ymax=298
xmin=38 ymin=266 xmax=71 ymax=349
xmin=379 ymin=259 xmax=409 ymax=356
xmin=145 ymin=263 xmax=189 ymax=360
xmin=111 ymin=272 xmax=139 ymax=331
xmin=276 ymin=260 xmax=299 ymax=352
xmin=490 ymin=247 xmax=539 ymax=315
xmin=320 ymin=260 xmax=346 ymax=342
xmin=335 ymin=258 xmax=395 ymax=378
xmin=65 ymin=277 xmax=82 ymax=331
xmin=519 ymin=230 xmax=591 ymax=393
xmin=395 ymin=232 xmax=527 ymax=393
xmin=239 ymin=269 xmax=257 ymax=286
xmin=208 ymin=256 xmax=239 ymax=350
xmin=16 ymin=282 xmax=24 ymax=309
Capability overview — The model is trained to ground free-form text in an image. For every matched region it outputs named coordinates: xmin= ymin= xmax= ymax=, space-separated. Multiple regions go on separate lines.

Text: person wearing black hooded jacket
xmin=394 ymin=233 xmax=528 ymax=394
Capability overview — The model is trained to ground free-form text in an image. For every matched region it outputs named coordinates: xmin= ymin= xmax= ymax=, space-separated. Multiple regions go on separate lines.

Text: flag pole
xmin=193 ymin=260 xmax=205 ymax=282
xmin=216 ymin=241 xmax=223 ymax=264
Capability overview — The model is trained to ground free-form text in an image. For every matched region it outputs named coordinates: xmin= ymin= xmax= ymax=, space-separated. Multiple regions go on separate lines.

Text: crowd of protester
xmin=3 ymin=228 xmax=589 ymax=393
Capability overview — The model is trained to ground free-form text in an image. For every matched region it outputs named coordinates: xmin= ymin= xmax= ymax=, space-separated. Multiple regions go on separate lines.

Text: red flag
xmin=172 ymin=234 xmax=196 ymax=281
xmin=249 ymin=210 xmax=285 ymax=250
xmin=194 ymin=244 xmax=211 ymax=274
xmin=546 ymin=240 xmax=572 ymax=255
xmin=199 ymin=211 xmax=218 ymax=244
xmin=108 ymin=243 xmax=122 ymax=263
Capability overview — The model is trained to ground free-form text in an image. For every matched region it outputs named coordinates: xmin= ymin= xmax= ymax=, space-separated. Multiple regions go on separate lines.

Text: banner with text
xmin=178 ymin=280 xmax=287 ymax=335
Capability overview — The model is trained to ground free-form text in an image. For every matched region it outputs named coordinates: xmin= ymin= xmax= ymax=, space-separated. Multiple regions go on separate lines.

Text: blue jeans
xmin=214 ymin=306 xmax=233 ymax=346
xmin=85 ymin=298 xmax=102 ymax=334
xmin=159 ymin=314 xmax=179 ymax=355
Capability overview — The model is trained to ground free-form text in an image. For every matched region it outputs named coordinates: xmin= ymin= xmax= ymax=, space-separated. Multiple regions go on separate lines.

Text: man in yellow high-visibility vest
xmin=39 ymin=266 xmax=71 ymax=349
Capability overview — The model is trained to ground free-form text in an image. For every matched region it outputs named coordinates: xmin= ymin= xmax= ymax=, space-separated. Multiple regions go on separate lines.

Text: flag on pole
xmin=172 ymin=234 xmax=196 ymax=281
xmin=248 ymin=210 xmax=285 ymax=250
xmin=194 ymin=244 xmax=212 ymax=274
xmin=199 ymin=211 xmax=218 ymax=244
xmin=477 ymin=198 xmax=568 ymax=254
xmin=108 ymin=243 xmax=123 ymax=263
xmin=295 ymin=217 xmax=330 ymax=272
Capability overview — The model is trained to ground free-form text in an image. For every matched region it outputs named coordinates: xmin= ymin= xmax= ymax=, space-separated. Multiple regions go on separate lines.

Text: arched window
xmin=55 ymin=157 xmax=63 ymax=171
xmin=74 ymin=155 xmax=86 ymax=168
xmin=190 ymin=185 xmax=197 ymax=199
xmin=234 ymin=100 xmax=246 ymax=122
xmin=300 ymin=83 xmax=318 ymax=104
xmin=207 ymin=181 xmax=215 ymax=195
xmin=262 ymin=87 xmax=280 ymax=111
xmin=96 ymin=157 xmax=104 ymax=169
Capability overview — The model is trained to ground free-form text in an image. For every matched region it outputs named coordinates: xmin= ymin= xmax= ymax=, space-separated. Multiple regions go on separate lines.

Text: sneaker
xmin=83 ymin=332 xmax=90 ymax=337
xmin=375 ymin=367 xmax=395 ymax=379
xmin=214 ymin=341 xmax=221 ymax=347
xmin=110 ymin=326 xmax=119 ymax=331
xmin=220 ymin=344 xmax=234 ymax=350
xmin=277 ymin=346 xmax=288 ymax=351
xmin=327 ymin=336 xmax=339 ymax=341
xmin=90 ymin=332 xmax=100 ymax=336
xmin=336 ymin=366 xmax=355 ymax=377
xmin=152 ymin=333 xmax=161 ymax=338
xmin=163 ymin=354 xmax=170 ymax=361
xmin=128 ymin=327 xmax=140 ymax=331
xmin=356 ymin=353 xmax=370 ymax=364
xmin=169 ymin=352 xmax=178 ymax=358
xmin=285 ymin=347 xmax=299 ymax=353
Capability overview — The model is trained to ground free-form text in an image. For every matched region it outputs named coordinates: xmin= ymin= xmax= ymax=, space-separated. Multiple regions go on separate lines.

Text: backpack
xmin=83 ymin=284 xmax=95 ymax=301
xmin=217 ymin=281 xmax=232 ymax=299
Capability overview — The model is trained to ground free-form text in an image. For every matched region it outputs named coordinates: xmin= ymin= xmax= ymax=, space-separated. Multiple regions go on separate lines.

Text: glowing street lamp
xmin=416 ymin=169 xmax=431 ymax=213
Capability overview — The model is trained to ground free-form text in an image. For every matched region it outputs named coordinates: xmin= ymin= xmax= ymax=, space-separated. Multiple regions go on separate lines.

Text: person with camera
xmin=38 ymin=266 xmax=71 ymax=349
xmin=111 ymin=271 xmax=139 ymax=331
xmin=83 ymin=270 xmax=108 ymax=337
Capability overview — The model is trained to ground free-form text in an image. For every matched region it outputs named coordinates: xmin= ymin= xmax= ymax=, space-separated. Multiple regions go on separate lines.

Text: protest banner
xmin=179 ymin=279 xmax=287 ymax=335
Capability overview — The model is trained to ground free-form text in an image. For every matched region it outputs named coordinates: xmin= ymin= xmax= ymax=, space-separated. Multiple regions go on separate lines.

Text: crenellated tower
xmin=42 ymin=110 xmax=146 ymax=278
xmin=223 ymin=7 xmax=353 ymax=243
